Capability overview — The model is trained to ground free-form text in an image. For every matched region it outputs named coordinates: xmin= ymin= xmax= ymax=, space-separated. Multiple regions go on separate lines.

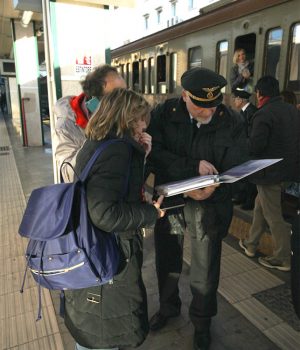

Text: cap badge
xmin=202 ymin=86 xmax=220 ymax=99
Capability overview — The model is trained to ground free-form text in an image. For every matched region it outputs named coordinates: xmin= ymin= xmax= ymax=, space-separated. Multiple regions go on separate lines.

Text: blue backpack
xmin=19 ymin=139 xmax=130 ymax=319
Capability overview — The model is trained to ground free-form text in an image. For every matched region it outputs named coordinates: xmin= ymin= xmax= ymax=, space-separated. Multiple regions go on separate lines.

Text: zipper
xmin=30 ymin=261 xmax=85 ymax=276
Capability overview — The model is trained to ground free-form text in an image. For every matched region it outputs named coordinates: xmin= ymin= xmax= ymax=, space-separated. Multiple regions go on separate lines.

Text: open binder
xmin=155 ymin=159 xmax=282 ymax=197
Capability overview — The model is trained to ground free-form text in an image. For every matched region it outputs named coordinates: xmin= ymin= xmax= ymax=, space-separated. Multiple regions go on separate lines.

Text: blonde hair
xmin=233 ymin=48 xmax=246 ymax=65
xmin=86 ymin=88 xmax=151 ymax=140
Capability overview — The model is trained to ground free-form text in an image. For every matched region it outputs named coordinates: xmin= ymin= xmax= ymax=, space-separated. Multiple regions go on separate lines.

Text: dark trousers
xmin=154 ymin=215 xmax=184 ymax=317
xmin=154 ymin=200 xmax=229 ymax=330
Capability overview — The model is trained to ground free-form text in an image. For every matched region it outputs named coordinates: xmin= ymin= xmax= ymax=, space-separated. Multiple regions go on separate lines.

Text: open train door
xmin=291 ymin=201 xmax=300 ymax=319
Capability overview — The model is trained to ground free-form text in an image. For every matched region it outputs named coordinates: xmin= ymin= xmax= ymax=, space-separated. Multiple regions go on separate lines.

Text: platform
xmin=1 ymin=112 xmax=299 ymax=350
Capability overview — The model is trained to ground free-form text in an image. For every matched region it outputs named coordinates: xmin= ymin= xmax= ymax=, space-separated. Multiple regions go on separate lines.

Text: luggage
xmin=19 ymin=139 xmax=130 ymax=319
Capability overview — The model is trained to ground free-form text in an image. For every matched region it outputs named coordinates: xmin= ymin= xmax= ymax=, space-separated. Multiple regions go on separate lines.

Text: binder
xmin=155 ymin=159 xmax=282 ymax=197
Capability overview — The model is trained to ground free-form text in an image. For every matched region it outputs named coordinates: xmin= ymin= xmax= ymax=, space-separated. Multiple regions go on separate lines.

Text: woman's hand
xmin=185 ymin=184 xmax=219 ymax=201
xmin=138 ymin=132 xmax=152 ymax=158
xmin=153 ymin=195 xmax=166 ymax=218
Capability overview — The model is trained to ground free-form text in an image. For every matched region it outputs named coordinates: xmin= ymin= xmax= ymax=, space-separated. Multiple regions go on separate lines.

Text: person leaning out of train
xmin=230 ymin=48 xmax=254 ymax=93
xmin=63 ymin=88 xmax=165 ymax=350
xmin=53 ymin=64 xmax=126 ymax=183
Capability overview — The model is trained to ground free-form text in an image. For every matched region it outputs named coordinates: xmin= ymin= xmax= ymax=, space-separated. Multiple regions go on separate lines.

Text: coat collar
xmin=169 ymin=98 xmax=230 ymax=130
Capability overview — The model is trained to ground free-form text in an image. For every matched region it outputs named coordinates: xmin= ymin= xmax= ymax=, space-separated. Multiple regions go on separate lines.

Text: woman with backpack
xmin=64 ymin=88 xmax=165 ymax=350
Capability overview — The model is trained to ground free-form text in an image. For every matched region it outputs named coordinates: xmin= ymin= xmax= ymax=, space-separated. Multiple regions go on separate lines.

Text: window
xmin=126 ymin=63 xmax=131 ymax=88
xmin=157 ymin=55 xmax=167 ymax=94
xmin=142 ymin=59 xmax=148 ymax=94
xmin=264 ymin=28 xmax=283 ymax=79
xmin=216 ymin=41 xmax=228 ymax=91
xmin=170 ymin=52 xmax=177 ymax=93
xmin=144 ymin=14 xmax=149 ymax=30
xmin=170 ymin=1 xmax=177 ymax=17
xmin=287 ymin=23 xmax=300 ymax=91
xmin=156 ymin=7 xmax=162 ymax=24
xmin=188 ymin=0 xmax=194 ymax=9
xmin=148 ymin=57 xmax=155 ymax=94
xmin=188 ymin=46 xmax=202 ymax=68
xmin=132 ymin=61 xmax=139 ymax=92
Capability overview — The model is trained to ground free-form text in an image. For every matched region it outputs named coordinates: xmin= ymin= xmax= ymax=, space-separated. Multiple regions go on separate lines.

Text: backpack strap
xmin=79 ymin=139 xmax=131 ymax=184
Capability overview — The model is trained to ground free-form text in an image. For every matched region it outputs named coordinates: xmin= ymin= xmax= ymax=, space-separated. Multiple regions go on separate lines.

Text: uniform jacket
xmin=147 ymin=98 xmax=248 ymax=237
xmin=53 ymin=95 xmax=88 ymax=182
xmin=249 ymin=96 xmax=300 ymax=184
xmin=64 ymin=135 xmax=158 ymax=348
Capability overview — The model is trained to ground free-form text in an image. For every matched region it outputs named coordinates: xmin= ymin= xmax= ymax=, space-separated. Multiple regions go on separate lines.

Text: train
xmin=110 ymin=0 xmax=300 ymax=107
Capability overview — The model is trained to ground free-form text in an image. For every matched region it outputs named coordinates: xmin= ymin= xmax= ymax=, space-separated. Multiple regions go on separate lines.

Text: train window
xmin=264 ymin=28 xmax=283 ymax=79
xmin=188 ymin=46 xmax=202 ymax=69
xmin=148 ymin=57 xmax=155 ymax=94
xmin=132 ymin=61 xmax=139 ymax=92
xmin=157 ymin=55 xmax=167 ymax=94
xmin=287 ymin=23 xmax=300 ymax=91
xmin=142 ymin=59 xmax=148 ymax=94
xmin=170 ymin=52 xmax=177 ymax=93
xmin=216 ymin=41 xmax=228 ymax=90
xmin=126 ymin=63 xmax=131 ymax=88
xmin=118 ymin=64 xmax=124 ymax=78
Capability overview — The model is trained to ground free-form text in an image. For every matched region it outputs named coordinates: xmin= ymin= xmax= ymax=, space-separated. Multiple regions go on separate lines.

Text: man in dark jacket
xmin=239 ymin=76 xmax=300 ymax=271
xmin=232 ymin=88 xmax=258 ymax=209
xmin=147 ymin=67 xmax=248 ymax=350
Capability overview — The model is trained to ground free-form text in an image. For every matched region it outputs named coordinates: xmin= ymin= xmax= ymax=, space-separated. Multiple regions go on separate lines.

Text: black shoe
xmin=149 ymin=311 xmax=180 ymax=331
xmin=193 ymin=331 xmax=211 ymax=350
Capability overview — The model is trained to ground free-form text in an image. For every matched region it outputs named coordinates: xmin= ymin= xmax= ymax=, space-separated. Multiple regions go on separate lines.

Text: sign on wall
xmin=75 ymin=55 xmax=93 ymax=75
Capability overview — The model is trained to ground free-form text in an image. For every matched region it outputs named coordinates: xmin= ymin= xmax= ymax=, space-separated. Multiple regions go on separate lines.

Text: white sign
xmin=75 ymin=55 xmax=92 ymax=75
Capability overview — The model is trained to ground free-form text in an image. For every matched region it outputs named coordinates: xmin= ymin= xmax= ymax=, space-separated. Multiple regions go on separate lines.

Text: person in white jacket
xmin=53 ymin=64 xmax=126 ymax=182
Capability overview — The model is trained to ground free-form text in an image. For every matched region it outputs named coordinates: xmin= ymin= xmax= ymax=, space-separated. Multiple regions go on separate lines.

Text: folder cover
xmin=155 ymin=159 xmax=282 ymax=197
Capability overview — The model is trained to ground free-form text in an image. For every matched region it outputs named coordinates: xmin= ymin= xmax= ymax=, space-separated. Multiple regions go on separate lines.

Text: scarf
xmin=257 ymin=96 xmax=270 ymax=109
xmin=70 ymin=93 xmax=89 ymax=129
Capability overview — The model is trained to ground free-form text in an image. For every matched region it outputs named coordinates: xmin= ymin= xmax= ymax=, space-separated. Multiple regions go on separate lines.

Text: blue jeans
xmin=75 ymin=343 xmax=118 ymax=350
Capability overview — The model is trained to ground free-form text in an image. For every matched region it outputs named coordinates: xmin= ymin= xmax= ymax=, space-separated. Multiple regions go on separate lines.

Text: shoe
xmin=193 ymin=331 xmax=211 ymax=350
xmin=258 ymin=256 xmax=291 ymax=271
xmin=149 ymin=311 xmax=180 ymax=331
xmin=239 ymin=239 xmax=256 ymax=257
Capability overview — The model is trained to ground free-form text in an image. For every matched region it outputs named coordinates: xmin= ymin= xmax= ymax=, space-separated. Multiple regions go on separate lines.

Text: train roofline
xmin=111 ymin=0 xmax=290 ymax=58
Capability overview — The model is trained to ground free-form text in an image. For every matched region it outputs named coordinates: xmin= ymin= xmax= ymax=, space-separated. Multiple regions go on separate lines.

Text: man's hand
xmin=198 ymin=160 xmax=218 ymax=175
xmin=185 ymin=184 xmax=219 ymax=201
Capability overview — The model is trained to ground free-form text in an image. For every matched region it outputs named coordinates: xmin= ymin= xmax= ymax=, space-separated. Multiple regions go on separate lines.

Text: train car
xmin=111 ymin=0 xmax=300 ymax=107
xmin=111 ymin=0 xmax=300 ymax=256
